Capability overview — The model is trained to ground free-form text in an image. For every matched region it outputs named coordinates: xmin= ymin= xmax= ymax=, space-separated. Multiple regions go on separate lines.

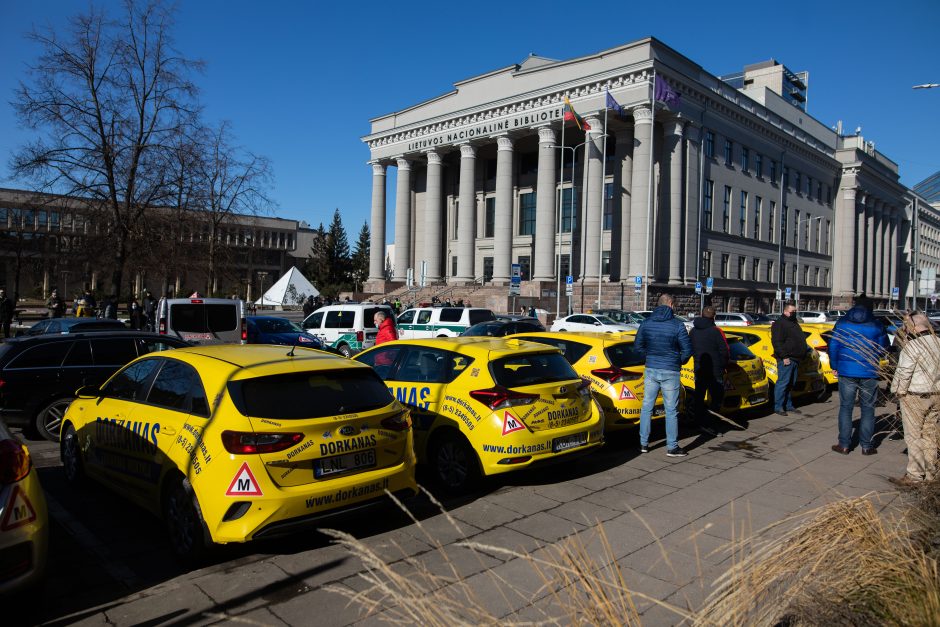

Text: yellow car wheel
xmin=163 ymin=475 xmax=208 ymax=563
xmin=429 ymin=429 xmax=480 ymax=494
xmin=60 ymin=424 xmax=85 ymax=486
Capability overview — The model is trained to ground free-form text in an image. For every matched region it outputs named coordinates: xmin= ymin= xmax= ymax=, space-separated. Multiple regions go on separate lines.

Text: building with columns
xmin=363 ymin=38 xmax=913 ymax=312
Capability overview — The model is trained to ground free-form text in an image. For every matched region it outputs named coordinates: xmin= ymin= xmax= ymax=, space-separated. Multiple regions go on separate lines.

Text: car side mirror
xmin=594 ymin=321 xmax=602 ymax=326
xmin=76 ymin=384 xmax=101 ymax=399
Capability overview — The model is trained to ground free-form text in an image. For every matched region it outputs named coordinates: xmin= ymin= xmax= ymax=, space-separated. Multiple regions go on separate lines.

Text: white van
xmin=301 ymin=303 xmax=394 ymax=357
xmin=396 ymin=307 xmax=495 ymax=339
xmin=157 ymin=297 xmax=247 ymax=344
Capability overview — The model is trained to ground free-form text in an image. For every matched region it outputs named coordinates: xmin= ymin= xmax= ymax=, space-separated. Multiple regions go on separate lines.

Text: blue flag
xmin=605 ymin=89 xmax=625 ymax=118
xmin=655 ymin=75 xmax=681 ymax=108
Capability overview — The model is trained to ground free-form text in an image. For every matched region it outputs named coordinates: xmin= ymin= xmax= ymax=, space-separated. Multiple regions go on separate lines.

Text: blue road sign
xmin=705 ymin=277 xmax=714 ymax=294
xmin=785 ymin=287 xmax=792 ymax=299
xmin=695 ymin=281 xmax=702 ymax=294
xmin=892 ymin=286 xmax=899 ymax=298
xmin=634 ymin=276 xmax=642 ymax=286
xmin=566 ymin=275 xmax=573 ymax=285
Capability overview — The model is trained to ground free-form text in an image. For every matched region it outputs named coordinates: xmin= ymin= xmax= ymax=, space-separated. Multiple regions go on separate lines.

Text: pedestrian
xmin=689 ymin=305 xmax=729 ymax=437
xmin=394 ymin=298 xmax=402 ymax=314
xmin=142 ymin=291 xmax=157 ymax=331
xmin=103 ymin=295 xmax=118 ymax=320
xmin=129 ymin=298 xmax=143 ymax=330
xmin=82 ymin=289 xmax=97 ymax=314
xmin=635 ymin=293 xmax=693 ymax=457
xmin=46 ymin=289 xmax=66 ymax=318
xmin=770 ymin=303 xmax=808 ymax=416
xmin=0 ymin=289 xmax=14 ymax=338
xmin=456 ymin=298 xmax=464 ymax=308
xmin=889 ymin=314 xmax=940 ymax=486
xmin=828 ymin=302 xmax=889 ymax=454
xmin=527 ymin=305 xmax=536 ymax=318
xmin=374 ymin=310 xmax=397 ymax=345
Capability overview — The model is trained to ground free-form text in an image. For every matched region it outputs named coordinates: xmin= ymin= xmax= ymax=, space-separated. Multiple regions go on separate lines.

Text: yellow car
xmin=59 ymin=345 xmax=418 ymax=560
xmin=680 ymin=333 xmax=770 ymax=411
xmin=0 ymin=422 xmax=48 ymax=596
xmin=355 ymin=337 xmax=604 ymax=493
xmin=731 ymin=326 xmax=827 ymax=400
xmin=507 ymin=331 xmax=665 ymax=431
xmin=800 ymin=323 xmax=838 ymax=385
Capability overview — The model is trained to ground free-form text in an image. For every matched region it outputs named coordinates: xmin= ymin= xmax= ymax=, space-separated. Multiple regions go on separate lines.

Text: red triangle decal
xmin=502 ymin=411 xmax=526 ymax=435
xmin=225 ymin=462 xmax=264 ymax=496
xmin=1 ymin=485 xmax=37 ymax=531
xmin=619 ymin=384 xmax=638 ymax=401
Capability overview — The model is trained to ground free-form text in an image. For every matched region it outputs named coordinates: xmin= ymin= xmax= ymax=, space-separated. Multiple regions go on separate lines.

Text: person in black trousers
xmin=689 ymin=306 xmax=729 ymax=437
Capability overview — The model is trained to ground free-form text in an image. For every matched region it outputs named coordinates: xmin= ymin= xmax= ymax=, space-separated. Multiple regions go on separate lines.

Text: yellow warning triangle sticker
xmin=619 ymin=384 xmax=638 ymax=401
xmin=225 ymin=462 xmax=263 ymax=497
xmin=502 ymin=411 xmax=525 ymax=435
xmin=1 ymin=485 xmax=37 ymax=531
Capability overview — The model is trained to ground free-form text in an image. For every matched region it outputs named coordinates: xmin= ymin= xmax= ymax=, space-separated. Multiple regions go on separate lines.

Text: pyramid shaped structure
xmin=255 ymin=266 xmax=319 ymax=307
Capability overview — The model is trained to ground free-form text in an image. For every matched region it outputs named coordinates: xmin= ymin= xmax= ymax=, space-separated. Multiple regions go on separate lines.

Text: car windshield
xmin=594 ymin=316 xmax=618 ymax=325
xmin=490 ymin=352 xmax=578 ymax=388
xmin=255 ymin=318 xmax=302 ymax=333
xmin=728 ymin=339 xmax=757 ymax=361
xmin=605 ymin=342 xmax=644 ymax=368
xmin=462 ymin=322 xmax=500 ymax=336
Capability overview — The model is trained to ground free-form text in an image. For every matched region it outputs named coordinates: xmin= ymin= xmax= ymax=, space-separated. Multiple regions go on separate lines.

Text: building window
xmin=518 ymin=193 xmax=536 ymax=235
xmin=770 ymin=160 xmax=778 ymax=183
xmin=803 ymin=213 xmax=811 ymax=249
xmin=37 ymin=211 xmax=47 ymax=229
xmin=781 ymin=206 xmax=788 ymax=245
xmin=783 ymin=167 xmax=789 ymax=188
xmin=703 ymin=180 xmax=714 ymax=230
xmin=558 ymin=253 xmax=571 ymax=279
xmin=22 ymin=209 xmax=34 ymax=229
xmin=518 ymin=256 xmax=531 ymax=281
xmin=452 ymin=256 xmax=458 ymax=277
xmin=814 ymin=267 xmax=820 ymax=287
xmin=825 ymin=219 xmax=831 ymax=254
xmin=603 ymin=182 xmax=613 ymax=231
xmin=517 ymin=153 xmax=537 ymax=177
xmin=723 ymin=186 xmax=731 ymax=233
xmin=741 ymin=147 xmax=749 ymax=172
xmin=814 ymin=218 xmax=822 ymax=252
xmin=739 ymin=190 xmax=748 ymax=236
xmin=483 ymin=257 xmax=493 ymax=282
xmin=768 ymin=202 xmax=776 ymax=244
xmin=704 ymin=131 xmax=715 ymax=158
xmin=453 ymin=202 xmax=460 ymax=239
xmin=721 ymin=253 xmax=730 ymax=279
xmin=793 ymin=210 xmax=800 ymax=247
xmin=806 ymin=176 xmax=812 ymax=198
xmin=0 ymin=207 xmax=7 ymax=227
xmin=823 ymin=268 xmax=830 ymax=287
xmin=484 ymin=197 xmax=495 ymax=238
xmin=724 ymin=139 xmax=733 ymax=165
xmin=817 ymin=182 xmax=822 ymax=201
xmin=753 ymin=258 xmax=760 ymax=282
xmin=755 ymin=153 xmax=763 ymax=178
xmin=754 ymin=196 xmax=762 ymax=240
xmin=701 ymin=250 xmax=712 ymax=277
xmin=803 ymin=265 xmax=809 ymax=286
xmin=827 ymin=185 xmax=832 ymax=205
xmin=767 ymin=260 xmax=775 ymax=283
xmin=561 ymin=188 xmax=577 ymax=233
xmin=795 ymin=170 xmax=801 ymax=194
xmin=792 ymin=263 xmax=798 ymax=284
xmin=602 ymin=251 xmax=610 ymax=275
xmin=738 ymin=255 xmax=746 ymax=280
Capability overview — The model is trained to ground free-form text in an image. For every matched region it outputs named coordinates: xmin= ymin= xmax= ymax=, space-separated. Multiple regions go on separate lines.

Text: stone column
xmin=455 ymin=144 xmax=477 ymax=282
xmin=684 ymin=124 xmax=701 ymax=282
xmin=663 ymin=119 xmax=684 ymax=284
xmin=615 ymin=127 xmax=634 ymax=283
xmin=889 ymin=211 xmax=899 ymax=298
xmin=582 ymin=116 xmax=604 ymax=280
xmin=393 ymin=158 xmax=412 ymax=281
xmin=493 ymin=135 xmax=514 ymax=283
xmin=628 ymin=106 xmax=654 ymax=280
xmin=866 ymin=198 xmax=877 ymax=296
xmin=424 ymin=151 xmax=443 ymax=283
xmin=368 ymin=162 xmax=387 ymax=281
xmin=873 ymin=202 xmax=884 ymax=296
xmin=533 ymin=126 xmax=557 ymax=281
xmin=855 ymin=193 xmax=868 ymax=293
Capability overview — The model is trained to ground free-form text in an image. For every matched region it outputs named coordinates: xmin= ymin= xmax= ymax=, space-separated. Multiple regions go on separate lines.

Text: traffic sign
xmin=785 ymin=287 xmax=792 ymax=299
xmin=634 ymin=275 xmax=642 ymax=294
xmin=694 ymin=281 xmax=702 ymax=294
xmin=509 ymin=264 xmax=521 ymax=296
xmin=565 ymin=275 xmax=573 ymax=296
xmin=892 ymin=286 xmax=899 ymax=299
xmin=775 ymin=289 xmax=782 ymax=301
xmin=705 ymin=277 xmax=714 ymax=294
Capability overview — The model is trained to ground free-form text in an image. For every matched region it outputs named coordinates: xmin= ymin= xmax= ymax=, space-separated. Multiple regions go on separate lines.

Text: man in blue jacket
xmin=828 ymin=303 xmax=889 ymax=454
xmin=635 ymin=293 xmax=694 ymax=457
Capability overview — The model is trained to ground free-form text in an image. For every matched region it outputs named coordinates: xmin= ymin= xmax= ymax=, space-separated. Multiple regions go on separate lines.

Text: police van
xmin=301 ymin=303 xmax=394 ymax=357
xmin=396 ymin=306 xmax=495 ymax=339
xmin=157 ymin=297 xmax=247 ymax=344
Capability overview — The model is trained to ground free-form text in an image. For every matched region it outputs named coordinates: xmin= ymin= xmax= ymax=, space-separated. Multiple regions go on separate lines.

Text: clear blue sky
xmin=2 ymin=0 xmax=938 ymax=246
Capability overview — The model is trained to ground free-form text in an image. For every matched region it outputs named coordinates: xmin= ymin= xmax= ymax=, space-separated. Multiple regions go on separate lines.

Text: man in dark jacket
xmin=770 ymin=303 xmax=808 ymax=416
xmin=0 ymin=289 xmax=14 ymax=338
xmin=828 ymin=304 xmax=889 ymax=455
xmin=690 ymin=306 xmax=729 ymax=437
xmin=635 ymin=293 xmax=694 ymax=457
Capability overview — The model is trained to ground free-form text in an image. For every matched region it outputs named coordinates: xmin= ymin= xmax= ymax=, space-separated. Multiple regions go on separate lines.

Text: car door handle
xmin=160 ymin=426 xmax=177 ymax=435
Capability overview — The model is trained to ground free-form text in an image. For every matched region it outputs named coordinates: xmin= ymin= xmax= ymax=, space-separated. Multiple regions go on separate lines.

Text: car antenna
xmin=287 ymin=343 xmax=297 ymax=357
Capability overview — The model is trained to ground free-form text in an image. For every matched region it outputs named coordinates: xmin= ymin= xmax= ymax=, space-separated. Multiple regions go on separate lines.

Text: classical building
xmin=362 ymin=37 xmax=913 ymax=312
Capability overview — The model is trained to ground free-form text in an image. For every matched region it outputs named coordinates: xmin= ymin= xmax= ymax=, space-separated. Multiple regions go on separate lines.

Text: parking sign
xmin=705 ymin=277 xmax=714 ymax=294
xmin=695 ymin=281 xmax=702 ymax=294
xmin=785 ymin=287 xmax=792 ymax=299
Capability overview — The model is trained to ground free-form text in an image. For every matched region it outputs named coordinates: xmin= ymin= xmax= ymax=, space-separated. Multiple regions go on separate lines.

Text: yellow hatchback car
xmin=507 ymin=331 xmax=665 ymax=431
xmin=679 ymin=333 xmax=770 ymax=411
xmin=800 ymin=323 xmax=838 ymax=385
xmin=731 ymin=326 xmax=827 ymax=400
xmin=355 ymin=337 xmax=604 ymax=493
xmin=59 ymin=345 xmax=418 ymax=560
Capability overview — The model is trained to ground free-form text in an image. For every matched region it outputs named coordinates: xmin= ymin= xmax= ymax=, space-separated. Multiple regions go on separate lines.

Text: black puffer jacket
xmin=770 ymin=313 xmax=807 ymax=360
xmin=690 ymin=316 xmax=729 ymax=376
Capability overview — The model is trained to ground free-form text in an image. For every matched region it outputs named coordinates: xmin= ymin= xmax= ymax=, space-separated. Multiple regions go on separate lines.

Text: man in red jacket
xmin=374 ymin=310 xmax=397 ymax=345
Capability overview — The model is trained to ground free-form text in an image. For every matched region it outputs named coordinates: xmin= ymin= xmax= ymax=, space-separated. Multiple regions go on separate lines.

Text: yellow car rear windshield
xmin=491 ymin=353 xmax=578 ymax=388
xmin=228 ymin=370 xmax=392 ymax=419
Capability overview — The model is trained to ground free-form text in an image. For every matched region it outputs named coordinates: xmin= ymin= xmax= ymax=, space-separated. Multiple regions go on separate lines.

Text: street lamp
xmin=550 ymin=140 xmax=592 ymax=317
xmin=794 ymin=215 xmax=822 ymax=307
xmin=257 ymin=271 xmax=268 ymax=311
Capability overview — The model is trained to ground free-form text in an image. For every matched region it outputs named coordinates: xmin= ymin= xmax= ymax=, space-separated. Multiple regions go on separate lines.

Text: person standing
xmin=770 ymin=304 xmax=808 ymax=416
xmin=142 ymin=291 xmax=157 ymax=331
xmin=0 ymin=289 xmax=14 ymax=338
xmin=689 ymin=306 xmax=730 ymax=437
xmin=828 ymin=303 xmax=889 ymax=454
xmin=374 ymin=310 xmax=397 ymax=345
xmin=103 ymin=295 xmax=118 ymax=320
xmin=889 ymin=314 xmax=940 ymax=485
xmin=47 ymin=289 xmax=66 ymax=318
xmin=129 ymin=298 xmax=143 ymax=330
xmin=635 ymin=293 xmax=694 ymax=457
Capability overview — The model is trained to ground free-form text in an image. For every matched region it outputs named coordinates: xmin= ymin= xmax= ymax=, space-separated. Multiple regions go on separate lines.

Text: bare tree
xmin=10 ymin=0 xmax=201 ymax=298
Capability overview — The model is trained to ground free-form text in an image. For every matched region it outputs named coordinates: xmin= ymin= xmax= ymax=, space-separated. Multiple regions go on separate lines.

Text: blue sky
xmin=2 ymin=0 xmax=938 ymax=246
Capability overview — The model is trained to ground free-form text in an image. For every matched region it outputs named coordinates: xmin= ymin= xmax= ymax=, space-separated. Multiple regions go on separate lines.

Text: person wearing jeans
xmin=770 ymin=304 xmax=807 ymax=415
xmin=639 ymin=368 xmax=682 ymax=452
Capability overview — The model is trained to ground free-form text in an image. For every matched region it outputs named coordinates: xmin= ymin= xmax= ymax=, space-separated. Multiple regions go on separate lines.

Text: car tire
xmin=163 ymin=476 xmax=209 ymax=563
xmin=429 ymin=430 xmax=480 ymax=494
xmin=338 ymin=343 xmax=352 ymax=358
xmin=61 ymin=424 xmax=86 ymax=486
xmin=36 ymin=397 xmax=73 ymax=442
xmin=558 ymin=328 xmax=567 ymax=332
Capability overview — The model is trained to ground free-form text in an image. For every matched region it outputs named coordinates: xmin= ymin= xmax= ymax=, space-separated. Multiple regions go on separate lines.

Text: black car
xmin=460 ymin=318 xmax=545 ymax=337
xmin=0 ymin=331 xmax=189 ymax=441
xmin=16 ymin=317 xmax=127 ymax=337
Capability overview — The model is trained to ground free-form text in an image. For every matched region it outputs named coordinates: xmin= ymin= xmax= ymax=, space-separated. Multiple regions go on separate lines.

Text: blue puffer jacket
xmin=635 ymin=305 xmax=693 ymax=372
xmin=828 ymin=305 xmax=889 ymax=378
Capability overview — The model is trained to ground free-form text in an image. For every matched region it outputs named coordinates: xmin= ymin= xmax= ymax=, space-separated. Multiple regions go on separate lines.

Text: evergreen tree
xmin=304 ymin=223 xmax=329 ymax=293
xmin=350 ymin=221 xmax=370 ymax=291
xmin=326 ymin=209 xmax=351 ymax=290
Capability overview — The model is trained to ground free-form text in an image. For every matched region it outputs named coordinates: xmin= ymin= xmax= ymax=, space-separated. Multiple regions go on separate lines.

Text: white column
xmin=866 ymin=197 xmax=877 ymax=296
xmin=533 ymin=126 xmax=557 ymax=281
xmin=393 ymin=158 xmax=412 ymax=281
xmin=684 ymin=124 xmax=701 ymax=282
xmin=873 ymin=202 xmax=884 ymax=296
xmin=615 ymin=127 xmax=634 ymax=283
xmin=493 ymin=135 xmax=514 ymax=283
xmin=855 ymin=192 xmax=867 ymax=294
xmin=582 ymin=116 xmax=604 ymax=280
xmin=424 ymin=151 xmax=443 ymax=283
xmin=368 ymin=162 xmax=387 ymax=281
xmin=628 ymin=106 xmax=653 ymax=280
xmin=664 ymin=119 xmax=684 ymax=284
xmin=455 ymin=144 xmax=476 ymax=282
xmin=889 ymin=211 xmax=898 ymax=298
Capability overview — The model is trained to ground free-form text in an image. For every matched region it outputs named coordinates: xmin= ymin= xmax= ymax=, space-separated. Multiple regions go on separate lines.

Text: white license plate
xmin=552 ymin=432 xmax=588 ymax=453
xmin=748 ymin=395 xmax=766 ymax=405
xmin=315 ymin=449 xmax=376 ymax=478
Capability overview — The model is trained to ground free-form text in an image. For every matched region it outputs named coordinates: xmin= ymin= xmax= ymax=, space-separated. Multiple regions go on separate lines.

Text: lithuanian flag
xmin=563 ymin=96 xmax=591 ymax=131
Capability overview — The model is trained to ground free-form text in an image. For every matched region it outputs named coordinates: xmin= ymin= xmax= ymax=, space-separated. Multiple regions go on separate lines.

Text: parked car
xmin=593 ymin=310 xmax=648 ymax=325
xmin=247 ymin=316 xmax=324 ymax=348
xmin=157 ymin=297 xmax=247 ymax=345
xmin=797 ymin=311 xmax=829 ymax=323
xmin=301 ymin=303 xmax=395 ymax=357
xmin=745 ymin=313 xmax=773 ymax=324
xmin=0 ymin=332 xmax=189 ymax=441
xmin=461 ymin=318 xmax=545 ymax=337
xmin=17 ymin=318 xmax=126 ymax=337
xmin=0 ymin=421 xmax=48 ymax=596
xmin=396 ymin=306 xmax=495 ymax=340
xmin=679 ymin=334 xmax=770 ymax=412
xmin=714 ymin=312 xmax=757 ymax=327
xmin=826 ymin=310 xmax=847 ymax=319
xmin=550 ymin=314 xmax=635 ymax=333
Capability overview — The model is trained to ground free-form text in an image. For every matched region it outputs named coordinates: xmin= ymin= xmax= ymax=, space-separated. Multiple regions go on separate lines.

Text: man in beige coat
xmin=889 ymin=314 xmax=940 ymax=486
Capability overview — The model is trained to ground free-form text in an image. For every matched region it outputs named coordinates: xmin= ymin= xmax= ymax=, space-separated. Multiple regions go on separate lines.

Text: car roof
xmin=3 ymin=330 xmax=181 ymax=346
xmin=161 ymin=344 xmax=369 ymax=379
xmin=511 ymin=330 xmax=636 ymax=344
xmin=381 ymin=336 xmax=562 ymax=359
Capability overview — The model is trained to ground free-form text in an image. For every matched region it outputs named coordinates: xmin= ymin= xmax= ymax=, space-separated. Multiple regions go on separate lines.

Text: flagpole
xmin=597 ymin=101 xmax=609 ymax=310
xmin=556 ymin=116 xmax=566 ymax=318
xmin=644 ymin=69 xmax=656 ymax=307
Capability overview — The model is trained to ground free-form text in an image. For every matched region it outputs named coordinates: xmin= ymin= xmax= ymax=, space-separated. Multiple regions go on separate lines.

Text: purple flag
xmin=655 ymin=75 xmax=681 ymax=108
xmin=605 ymin=89 xmax=625 ymax=118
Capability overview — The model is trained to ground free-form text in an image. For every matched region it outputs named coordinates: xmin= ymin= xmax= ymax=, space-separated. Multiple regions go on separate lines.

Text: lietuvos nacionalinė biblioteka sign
xmin=404 ymin=107 xmax=565 ymax=152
